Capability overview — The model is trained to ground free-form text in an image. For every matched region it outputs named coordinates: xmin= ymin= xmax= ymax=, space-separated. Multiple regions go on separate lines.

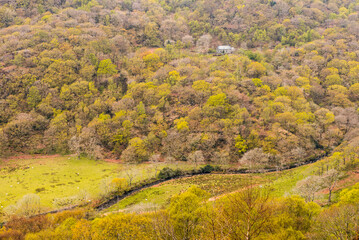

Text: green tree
xmin=349 ymin=83 xmax=359 ymax=101
xmin=143 ymin=53 xmax=163 ymax=71
xmin=312 ymin=204 xmax=359 ymax=240
xmin=91 ymin=214 xmax=154 ymax=239
xmin=112 ymin=119 xmax=133 ymax=155
xmin=168 ymin=186 xmax=209 ymax=240
xmin=0 ymin=7 xmax=15 ymax=27
xmin=144 ymin=22 xmax=161 ymax=47
xmin=247 ymin=62 xmax=267 ymax=78
xmin=136 ymin=101 xmax=146 ymax=115
xmin=204 ymin=93 xmax=230 ymax=118
xmin=166 ymin=70 xmax=181 ymax=86
xmin=325 ymin=74 xmax=342 ymax=86
xmin=109 ymin=177 xmax=128 ymax=194
xmin=235 ymin=134 xmax=248 ymax=155
xmin=97 ymin=59 xmax=117 ymax=76
xmin=43 ymin=60 xmax=79 ymax=88
xmin=121 ymin=137 xmax=148 ymax=163
xmin=206 ymin=93 xmax=228 ymax=107
xmin=339 ymin=183 xmax=359 ymax=204
xmin=269 ymin=196 xmax=320 ymax=238
xmin=27 ymin=86 xmax=41 ymax=109
xmin=175 ymin=118 xmax=189 ymax=132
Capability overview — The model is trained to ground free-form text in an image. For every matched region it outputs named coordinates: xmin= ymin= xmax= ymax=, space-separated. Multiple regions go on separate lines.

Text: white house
xmin=217 ymin=45 xmax=235 ymax=54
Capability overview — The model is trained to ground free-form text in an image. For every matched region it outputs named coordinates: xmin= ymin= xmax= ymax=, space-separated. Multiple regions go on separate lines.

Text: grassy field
xmin=103 ymin=156 xmax=355 ymax=214
xmin=0 ymin=154 xmax=355 ymax=216
xmin=103 ymin=173 xmax=265 ymax=213
xmin=104 ymin=183 xmax=192 ymax=213
xmin=0 ymin=155 xmax=201 ymax=211
xmin=0 ymin=156 xmax=120 ymax=210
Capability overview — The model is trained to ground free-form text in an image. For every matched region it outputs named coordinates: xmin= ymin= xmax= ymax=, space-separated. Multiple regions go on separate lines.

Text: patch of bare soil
xmin=4 ymin=154 xmax=61 ymax=161
xmin=103 ymin=158 xmax=124 ymax=164
xmin=0 ymin=154 xmax=64 ymax=168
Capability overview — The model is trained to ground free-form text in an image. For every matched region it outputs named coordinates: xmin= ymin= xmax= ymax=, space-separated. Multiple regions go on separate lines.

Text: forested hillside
xmin=1 ymin=0 xmax=359 ymax=168
xmin=2 ymin=0 xmax=359 ymax=239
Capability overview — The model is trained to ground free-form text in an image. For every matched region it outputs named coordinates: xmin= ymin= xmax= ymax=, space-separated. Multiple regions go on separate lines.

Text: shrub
xmin=5 ymin=194 xmax=41 ymax=217
xmin=5 ymin=215 xmax=50 ymax=236
xmin=50 ymin=209 xmax=86 ymax=226
xmin=0 ymin=227 xmax=22 ymax=240
xmin=199 ymin=164 xmax=215 ymax=173
xmin=158 ymin=167 xmax=182 ymax=180
xmin=110 ymin=178 xmax=128 ymax=193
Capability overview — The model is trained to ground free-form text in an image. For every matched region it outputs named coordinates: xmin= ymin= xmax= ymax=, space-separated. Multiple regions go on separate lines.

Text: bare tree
xmin=333 ymin=107 xmax=359 ymax=134
xmin=202 ymin=203 xmax=219 ymax=240
xmin=321 ymin=169 xmax=341 ymax=203
xmin=182 ymin=35 xmax=194 ymax=48
xmin=240 ymin=148 xmax=274 ymax=170
xmin=149 ymin=154 xmax=161 ymax=178
xmin=111 ymin=35 xmax=130 ymax=54
xmin=124 ymin=165 xmax=137 ymax=186
xmin=69 ymin=127 xmax=103 ymax=160
xmin=212 ymin=150 xmax=231 ymax=166
xmin=294 ymin=175 xmax=323 ymax=202
xmin=152 ymin=210 xmax=177 ymax=240
xmin=217 ymin=186 xmax=273 ymax=240
xmin=196 ymin=34 xmax=212 ymax=53
xmin=160 ymin=18 xmax=189 ymax=41
xmin=188 ymin=150 xmax=205 ymax=169
xmin=69 ymin=135 xmax=81 ymax=157
xmin=312 ymin=204 xmax=359 ymax=240
xmin=289 ymin=147 xmax=307 ymax=161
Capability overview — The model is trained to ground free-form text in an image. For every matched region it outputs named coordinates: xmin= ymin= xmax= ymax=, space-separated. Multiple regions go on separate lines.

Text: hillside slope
xmin=0 ymin=0 xmax=359 ymax=169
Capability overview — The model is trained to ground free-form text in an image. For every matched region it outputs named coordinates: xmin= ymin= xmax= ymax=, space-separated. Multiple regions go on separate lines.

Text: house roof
xmin=217 ymin=46 xmax=234 ymax=50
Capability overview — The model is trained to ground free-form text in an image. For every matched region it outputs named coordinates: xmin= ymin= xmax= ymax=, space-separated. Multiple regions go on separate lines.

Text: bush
xmin=5 ymin=194 xmax=41 ymax=217
xmin=199 ymin=165 xmax=215 ymax=173
xmin=158 ymin=167 xmax=182 ymax=180
xmin=51 ymin=209 xmax=86 ymax=226
xmin=5 ymin=215 xmax=50 ymax=236
xmin=0 ymin=228 xmax=23 ymax=240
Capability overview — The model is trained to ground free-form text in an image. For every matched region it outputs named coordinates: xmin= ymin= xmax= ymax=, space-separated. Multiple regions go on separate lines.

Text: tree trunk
xmin=328 ymin=188 xmax=332 ymax=203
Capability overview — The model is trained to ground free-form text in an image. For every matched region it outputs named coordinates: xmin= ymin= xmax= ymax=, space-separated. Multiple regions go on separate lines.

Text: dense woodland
xmin=1 ymin=0 xmax=359 ymax=239
xmin=1 ymin=0 xmax=359 ymax=168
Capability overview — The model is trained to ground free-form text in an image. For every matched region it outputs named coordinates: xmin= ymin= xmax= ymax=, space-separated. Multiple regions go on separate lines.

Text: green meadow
xmin=103 ymin=174 xmax=261 ymax=213
xmin=103 ymin=156 xmax=352 ymax=214
xmin=0 ymin=156 xmax=120 ymax=210
xmin=0 ymin=156 xmax=200 ymax=211
xmin=0 ymin=154 xmax=354 ymax=215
